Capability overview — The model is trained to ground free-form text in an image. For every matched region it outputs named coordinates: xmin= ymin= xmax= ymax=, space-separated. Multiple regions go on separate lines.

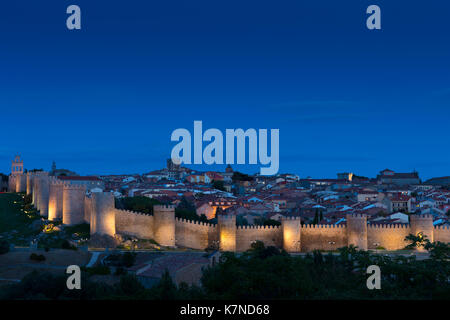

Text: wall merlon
xmin=409 ymin=214 xmax=433 ymax=220
xmin=154 ymin=204 xmax=176 ymax=210
xmin=281 ymin=216 xmax=301 ymax=221
xmin=63 ymin=184 xmax=87 ymax=191
xmin=347 ymin=213 xmax=367 ymax=219
xmin=301 ymin=223 xmax=346 ymax=229
xmin=368 ymin=223 xmax=409 ymax=229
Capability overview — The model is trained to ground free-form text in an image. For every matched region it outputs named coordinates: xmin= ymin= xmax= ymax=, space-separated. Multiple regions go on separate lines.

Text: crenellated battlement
xmin=347 ymin=213 xmax=367 ymax=219
xmin=217 ymin=214 xmax=235 ymax=220
xmin=175 ymin=217 xmax=216 ymax=228
xmin=34 ymin=171 xmax=48 ymax=176
xmin=434 ymin=225 xmax=450 ymax=230
xmin=49 ymin=177 xmax=65 ymax=185
xmin=237 ymin=224 xmax=280 ymax=230
xmin=409 ymin=214 xmax=433 ymax=221
xmin=115 ymin=208 xmax=151 ymax=217
xmin=368 ymin=223 xmax=409 ymax=229
xmin=63 ymin=184 xmax=86 ymax=191
xmin=280 ymin=216 xmax=301 ymax=221
xmin=154 ymin=204 xmax=175 ymax=211
xmin=302 ymin=223 xmax=346 ymax=229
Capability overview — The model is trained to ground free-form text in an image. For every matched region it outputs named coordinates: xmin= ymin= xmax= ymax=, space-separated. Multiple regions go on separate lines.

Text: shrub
xmin=0 ymin=240 xmax=10 ymax=255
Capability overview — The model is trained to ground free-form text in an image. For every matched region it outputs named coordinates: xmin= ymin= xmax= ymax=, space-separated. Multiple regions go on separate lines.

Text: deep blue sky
xmin=0 ymin=1 xmax=449 ymax=179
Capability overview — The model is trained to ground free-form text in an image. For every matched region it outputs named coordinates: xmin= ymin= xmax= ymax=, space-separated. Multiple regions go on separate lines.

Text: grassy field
xmin=0 ymin=193 xmax=41 ymax=245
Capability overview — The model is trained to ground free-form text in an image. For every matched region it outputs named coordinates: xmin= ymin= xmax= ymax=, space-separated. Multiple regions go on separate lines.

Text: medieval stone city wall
xmin=115 ymin=209 xmax=154 ymax=239
xmin=434 ymin=225 xmax=450 ymax=243
xmin=48 ymin=178 xmax=64 ymax=221
xmin=8 ymin=171 xmax=450 ymax=252
xmin=175 ymin=218 xmax=217 ymax=249
xmin=300 ymin=224 xmax=347 ymax=252
xmin=236 ymin=225 xmax=282 ymax=251
xmin=367 ymin=224 xmax=411 ymax=250
xmin=62 ymin=184 xmax=86 ymax=226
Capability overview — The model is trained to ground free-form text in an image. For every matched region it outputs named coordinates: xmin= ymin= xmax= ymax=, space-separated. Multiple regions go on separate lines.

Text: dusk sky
xmin=0 ymin=1 xmax=449 ymax=179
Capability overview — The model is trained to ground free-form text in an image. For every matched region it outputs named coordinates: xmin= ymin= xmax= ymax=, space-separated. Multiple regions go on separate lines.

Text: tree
xmin=312 ymin=209 xmax=319 ymax=225
xmin=215 ymin=206 xmax=224 ymax=215
xmin=424 ymin=241 xmax=450 ymax=261
xmin=117 ymin=196 xmax=161 ymax=214
xmin=254 ymin=217 xmax=280 ymax=227
xmin=236 ymin=215 xmax=249 ymax=226
xmin=404 ymin=233 xmax=430 ymax=250
xmin=212 ymin=180 xmax=226 ymax=191
xmin=148 ymin=270 xmax=179 ymax=300
xmin=231 ymin=171 xmax=253 ymax=182
xmin=175 ymin=197 xmax=206 ymax=222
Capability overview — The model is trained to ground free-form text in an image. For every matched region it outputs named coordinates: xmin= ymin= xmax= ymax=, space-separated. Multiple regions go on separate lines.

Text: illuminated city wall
xmin=16 ymin=172 xmax=450 ymax=252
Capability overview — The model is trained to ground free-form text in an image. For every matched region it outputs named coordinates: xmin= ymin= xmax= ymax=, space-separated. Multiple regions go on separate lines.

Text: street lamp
xmin=328 ymin=241 xmax=336 ymax=252
xmin=373 ymin=242 xmax=380 ymax=253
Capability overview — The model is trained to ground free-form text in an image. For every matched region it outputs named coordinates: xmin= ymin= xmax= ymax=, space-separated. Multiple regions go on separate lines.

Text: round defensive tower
xmin=8 ymin=175 xmax=16 ymax=193
xmin=36 ymin=173 xmax=50 ymax=217
xmin=26 ymin=172 xmax=33 ymax=195
xmin=153 ymin=205 xmax=176 ymax=247
xmin=32 ymin=173 xmax=39 ymax=208
xmin=32 ymin=172 xmax=44 ymax=207
xmin=217 ymin=214 xmax=237 ymax=252
xmin=90 ymin=192 xmax=116 ymax=237
xmin=409 ymin=214 xmax=434 ymax=244
xmin=281 ymin=216 xmax=301 ymax=253
xmin=16 ymin=173 xmax=26 ymax=193
xmin=84 ymin=195 xmax=93 ymax=224
xmin=48 ymin=178 xmax=64 ymax=221
xmin=62 ymin=184 xmax=86 ymax=226
xmin=346 ymin=214 xmax=368 ymax=250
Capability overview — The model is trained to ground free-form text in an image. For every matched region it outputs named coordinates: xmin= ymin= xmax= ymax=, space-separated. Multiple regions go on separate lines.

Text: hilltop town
xmin=1 ymin=155 xmax=450 ymax=300
xmin=3 ymin=156 xmax=450 ymax=229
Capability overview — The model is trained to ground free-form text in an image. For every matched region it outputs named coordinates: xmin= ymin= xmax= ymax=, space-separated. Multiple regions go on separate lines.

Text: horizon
xmin=1 ymin=1 xmax=449 ymax=179
xmin=2 ymin=154 xmax=444 ymax=182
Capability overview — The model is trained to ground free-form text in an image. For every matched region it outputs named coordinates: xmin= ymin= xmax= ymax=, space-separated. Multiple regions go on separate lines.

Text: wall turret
xmin=346 ymin=214 xmax=368 ymax=250
xmin=32 ymin=172 xmax=44 ymax=206
xmin=409 ymin=214 xmax=434 ymax=245
xmin=8 ymin=175 xmax=16 ymax=192
xmin=36 ymin=172 xmax=50 ymax=217
xmin=218 ymin=214 xmax=236 ymax=252
xmin=90 ymin=192 xmax=116 ymax=237
xmin=26 ymin=172 xmax=33 ymax=195
xmin=281 ymin=216 xmax=301 ymax=252
xmin=15 ymin=173 xmax=26 ymax=193
xmin=48 ymin=178 xmax=64 ymax=221
xmin=153 ymin=205 xmax=176 ymax=247
xmin=62 ymin=184 xmax=86 ymax=225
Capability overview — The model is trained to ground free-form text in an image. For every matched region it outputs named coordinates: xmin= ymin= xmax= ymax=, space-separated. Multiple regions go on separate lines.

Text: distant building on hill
xmin=424 ymin=176 xmax=450 ymax=187
xmin=337 ymin=172 xmax=353 ymax=181
xmin=50 ymin=161 xmax=78 ymax=177
xmin=377 ymin=169 xmax=420 ymax=186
